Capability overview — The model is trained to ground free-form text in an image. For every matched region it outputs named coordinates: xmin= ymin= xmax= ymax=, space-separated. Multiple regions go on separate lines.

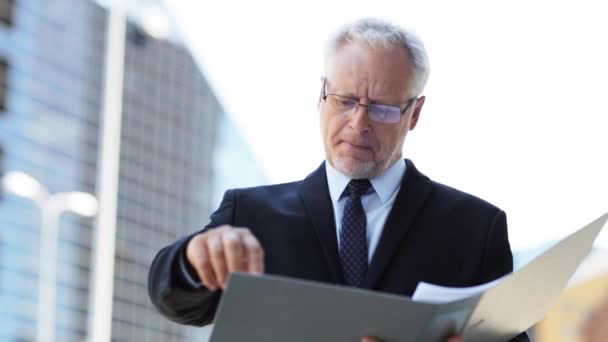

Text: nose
xmin=348 ymin=104 xmax=371 ymax=132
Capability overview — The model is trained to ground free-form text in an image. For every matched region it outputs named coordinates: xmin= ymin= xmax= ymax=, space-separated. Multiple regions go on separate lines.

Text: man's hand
xmin=186 ymin=225 xmax=264 ymax=290
xmin=362 ymin=335 xmax=463 ymax=342
xmin=582 ymin=298 xmax=608 ymax=342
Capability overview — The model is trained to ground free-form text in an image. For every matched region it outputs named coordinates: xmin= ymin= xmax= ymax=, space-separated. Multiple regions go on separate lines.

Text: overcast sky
xmin=165 ymin=0 xmax=608 ymax=250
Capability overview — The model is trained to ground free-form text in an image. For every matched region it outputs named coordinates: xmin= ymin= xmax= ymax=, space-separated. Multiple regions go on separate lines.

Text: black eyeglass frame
xmin=320 ymin=77 xmax=418 ymax=118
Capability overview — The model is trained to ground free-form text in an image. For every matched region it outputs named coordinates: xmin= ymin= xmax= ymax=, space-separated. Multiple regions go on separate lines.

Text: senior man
xmin=148 ymin=18 xmax=529 ymax=342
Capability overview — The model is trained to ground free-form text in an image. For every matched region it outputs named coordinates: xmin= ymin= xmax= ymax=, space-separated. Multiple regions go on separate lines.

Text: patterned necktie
xmin=339 ymin=179 xmax=372 ymax=287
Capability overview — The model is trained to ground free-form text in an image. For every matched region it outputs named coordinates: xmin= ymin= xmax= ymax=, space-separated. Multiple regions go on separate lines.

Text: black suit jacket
xmin=148 ymin=160 xmax=529 ymax=341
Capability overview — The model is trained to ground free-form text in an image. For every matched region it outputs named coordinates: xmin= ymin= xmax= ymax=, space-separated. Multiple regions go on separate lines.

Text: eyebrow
xmin=325 ymin=79 xmax=402 ymax=105
xmin=332 ymin=91 xmax=401 ymax=107
xmin=325 ymin=81 xmax=359 ymax=100
xmin=336 ymin=91 xmax=360 ymax=99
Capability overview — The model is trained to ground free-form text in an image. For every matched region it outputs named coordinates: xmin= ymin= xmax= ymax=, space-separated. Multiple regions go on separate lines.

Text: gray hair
xmin=324 ymin=18 xmax=430 ymax=97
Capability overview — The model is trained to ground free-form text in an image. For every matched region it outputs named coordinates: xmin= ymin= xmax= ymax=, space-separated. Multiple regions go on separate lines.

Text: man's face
xmin=319 ymin=42 xmax=425 ymax=179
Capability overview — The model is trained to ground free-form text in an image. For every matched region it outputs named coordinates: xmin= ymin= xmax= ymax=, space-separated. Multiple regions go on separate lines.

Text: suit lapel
xmin=364 ymin=159 xmax=433 ymax=289
xmin=297 ymin=162 xmax=345 ymax=285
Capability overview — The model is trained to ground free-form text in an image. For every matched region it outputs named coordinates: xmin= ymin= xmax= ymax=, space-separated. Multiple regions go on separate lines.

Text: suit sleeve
xmin=147 ymin=189 xmax=237 ymax=326
xmin=478 ymin=210 xmax=513 ymax=284
xmin=479 ymin=210 xmax=530 ymax=342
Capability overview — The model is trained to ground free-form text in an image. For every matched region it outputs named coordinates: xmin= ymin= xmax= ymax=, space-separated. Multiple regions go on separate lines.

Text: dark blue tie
xmin=339 ymin=179 xmax=372 ymax=287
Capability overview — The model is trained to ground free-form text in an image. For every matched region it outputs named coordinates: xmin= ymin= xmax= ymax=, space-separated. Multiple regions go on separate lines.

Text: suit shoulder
xmin=227 ymin=180 xmax=304 ymax=200
xmin=428 ymin=179 xmax=502 ymax=213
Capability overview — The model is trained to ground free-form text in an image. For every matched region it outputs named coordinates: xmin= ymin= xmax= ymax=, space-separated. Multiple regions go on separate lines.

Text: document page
xmin=463 ymin=212 xmax=608 ymax=342
xmin=412 ymin=276 xmax=504 ymax=304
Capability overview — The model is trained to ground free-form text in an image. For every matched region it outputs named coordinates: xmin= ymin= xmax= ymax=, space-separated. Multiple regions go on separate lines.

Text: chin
xmin=332 ymin=156 xmax=378 ymax=179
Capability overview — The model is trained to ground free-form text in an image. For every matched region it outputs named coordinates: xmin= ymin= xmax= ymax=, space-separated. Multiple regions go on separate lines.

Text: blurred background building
xmin=0 ymin=0 xmax=263 ymax=341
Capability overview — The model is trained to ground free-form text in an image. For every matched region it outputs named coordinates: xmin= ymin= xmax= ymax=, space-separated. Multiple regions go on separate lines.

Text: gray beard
xmin=331 ymin=156 xmax=379 ymax=179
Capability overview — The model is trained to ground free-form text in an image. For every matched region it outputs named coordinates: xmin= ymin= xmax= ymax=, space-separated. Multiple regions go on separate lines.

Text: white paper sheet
xmin=412 ymin=276 xmax=505 ymax=304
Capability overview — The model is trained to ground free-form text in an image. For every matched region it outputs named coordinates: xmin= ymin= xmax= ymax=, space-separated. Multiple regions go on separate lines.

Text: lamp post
xmin=87 ymin=0 xmax=126 ymax=341
xmin=2 ymin=171 xmax=98 ymax=342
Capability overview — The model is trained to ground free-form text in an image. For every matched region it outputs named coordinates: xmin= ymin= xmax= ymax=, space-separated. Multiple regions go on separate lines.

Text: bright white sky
xmin=166 ymin=0 xmax=608 ymax=251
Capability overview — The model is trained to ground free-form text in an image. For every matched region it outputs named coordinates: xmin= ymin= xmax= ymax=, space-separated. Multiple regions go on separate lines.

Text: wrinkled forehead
xmin=325 ymin=42 xmax=414 ymax=100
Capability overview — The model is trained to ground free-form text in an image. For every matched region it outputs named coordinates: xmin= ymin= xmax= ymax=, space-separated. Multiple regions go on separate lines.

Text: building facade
xmin=0 ymin=0 xmax=104 ymax=340
xmin=0 ymin=0 xmax=256 ymax=340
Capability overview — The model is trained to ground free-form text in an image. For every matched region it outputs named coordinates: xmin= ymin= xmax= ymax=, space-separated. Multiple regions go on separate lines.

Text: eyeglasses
xmin=321 ymin=78 xmax=417 ymax=124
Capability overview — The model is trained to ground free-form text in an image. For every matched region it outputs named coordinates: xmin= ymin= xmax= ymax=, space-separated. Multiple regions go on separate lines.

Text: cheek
xmin=323 ymin=115 xmax=346 ymax=144
xmin=376 ymin=127 xmax=404 ymax=154
xmin=320 ymin=113 xmax=330 ymax=141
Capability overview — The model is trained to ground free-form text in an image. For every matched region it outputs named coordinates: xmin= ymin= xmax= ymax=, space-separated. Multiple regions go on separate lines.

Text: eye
xmin=339 ymin=98 xmax=353 ymax=106
xmin=370 ymin=105 xmax=389 ymax=118
xmin=330 ymin=95 xmax=356 ymax=110
xmin=370 ymin=104 xmax=400 ymax=123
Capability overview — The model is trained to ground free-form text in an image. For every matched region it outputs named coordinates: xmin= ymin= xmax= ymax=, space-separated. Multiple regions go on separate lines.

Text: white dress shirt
xmin=325 ymin=160 xmax=406 ymax=263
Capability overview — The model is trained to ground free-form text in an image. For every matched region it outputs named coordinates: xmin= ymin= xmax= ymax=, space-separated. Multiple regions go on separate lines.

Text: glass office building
xmin=0 ymin=0 xmax=104 ymax=340
xmin=0 ymin=0 xmax=263 ymax=340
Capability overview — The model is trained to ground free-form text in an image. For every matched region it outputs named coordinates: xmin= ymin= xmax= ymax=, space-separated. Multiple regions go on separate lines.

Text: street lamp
xmin=2 ymin=171 xmax=48 ymax=203
xmin=2 ymin=171 xmax=98 ymax=342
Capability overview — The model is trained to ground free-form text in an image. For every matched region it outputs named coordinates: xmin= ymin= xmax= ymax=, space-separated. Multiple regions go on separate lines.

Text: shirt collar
xmin=325 ymin=159 xmax=406 ymax=204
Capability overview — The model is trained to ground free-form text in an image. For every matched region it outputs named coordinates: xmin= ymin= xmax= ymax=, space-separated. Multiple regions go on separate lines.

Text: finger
xmin=239 ymin=230 xmax=264 ymax=274
xmin=361 ymin=337 xmax=380 ymax=342
xmin=195 ymin=240 xmax=219 ymax=291
xmin=207 ymin=234 xmax=229 ymax=289
xmin=445 ymin=335 xmax=464 ymax=342
xmin=584 ymin=309 xmax=608 ymax=342
xmin=223 ymin=229 xmax=246 ymax=274
xmin=188 ymin=236 xmax=219 ymax=290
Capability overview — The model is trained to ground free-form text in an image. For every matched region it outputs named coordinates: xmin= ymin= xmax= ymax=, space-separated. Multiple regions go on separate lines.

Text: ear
xmin=409 ymin=96 xmax=425 ymax=131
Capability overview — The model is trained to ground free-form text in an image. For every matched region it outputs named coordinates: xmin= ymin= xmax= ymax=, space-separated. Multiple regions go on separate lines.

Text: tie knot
xmin=344 ymin=179 xmax=372 ymax=198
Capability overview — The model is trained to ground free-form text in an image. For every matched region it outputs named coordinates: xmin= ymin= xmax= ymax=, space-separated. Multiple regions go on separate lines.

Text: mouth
xmin=340 ymin=141 xmax=373 ymax=152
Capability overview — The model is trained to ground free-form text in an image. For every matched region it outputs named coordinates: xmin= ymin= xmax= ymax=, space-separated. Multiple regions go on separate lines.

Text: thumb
xmin=361 ymin=337 xmax=381 ymax=342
